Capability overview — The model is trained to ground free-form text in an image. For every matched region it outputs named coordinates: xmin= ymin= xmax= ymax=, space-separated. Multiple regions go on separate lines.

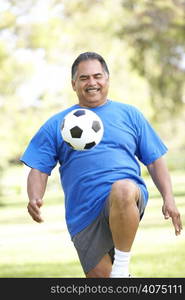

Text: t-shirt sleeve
xmin=134 ymin=109 xmax=168 ymax=165
xmin=20 ymin=125 xmax=58 ymax=175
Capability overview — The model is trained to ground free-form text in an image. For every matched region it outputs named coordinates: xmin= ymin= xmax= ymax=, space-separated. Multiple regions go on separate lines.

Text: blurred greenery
xmin=119 ymin=0 xmax=185 ymax=120
xmin=0 ymin=0 xmax=184 ymax=278
xmin=0 ymin=0 xmax=185 ymax=179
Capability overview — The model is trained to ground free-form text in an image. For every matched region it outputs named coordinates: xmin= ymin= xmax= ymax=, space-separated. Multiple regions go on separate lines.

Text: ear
xmin=71 ymin=80 xmax=76 ymax=91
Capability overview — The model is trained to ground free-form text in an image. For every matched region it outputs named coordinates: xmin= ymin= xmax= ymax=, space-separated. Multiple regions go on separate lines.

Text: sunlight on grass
xmin=0 ymin=202 xmax=84 ymax=277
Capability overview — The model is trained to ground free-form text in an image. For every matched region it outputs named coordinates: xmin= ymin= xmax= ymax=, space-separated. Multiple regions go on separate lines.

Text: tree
xmin=118 ymin=0 xmax=185 ymax=120
xmin=0 ymin=0 xmax=184 ymax=178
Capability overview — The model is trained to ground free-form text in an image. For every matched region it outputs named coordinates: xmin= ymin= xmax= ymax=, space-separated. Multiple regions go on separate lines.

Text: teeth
xmin=86 ymin=88 xmax=99 ymax=92
xmin=87 ymin=90 xmax=97 ymax=94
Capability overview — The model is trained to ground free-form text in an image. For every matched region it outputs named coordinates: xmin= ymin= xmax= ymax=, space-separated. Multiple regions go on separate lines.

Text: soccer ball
xmin=61 ymin=108 xmax=104 ymax=150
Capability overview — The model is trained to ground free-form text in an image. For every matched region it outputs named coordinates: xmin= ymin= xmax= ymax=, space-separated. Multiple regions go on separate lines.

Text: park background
xmin=0 ymin=0 xmax=185 ymax=277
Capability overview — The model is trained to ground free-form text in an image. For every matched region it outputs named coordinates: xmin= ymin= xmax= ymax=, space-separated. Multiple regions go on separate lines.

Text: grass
xmin=0 ymin=166 xmax=185 ymax=278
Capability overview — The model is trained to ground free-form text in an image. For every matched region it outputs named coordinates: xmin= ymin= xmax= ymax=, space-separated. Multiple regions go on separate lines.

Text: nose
xmin=87 ymin=76 xmax=96 ymax=85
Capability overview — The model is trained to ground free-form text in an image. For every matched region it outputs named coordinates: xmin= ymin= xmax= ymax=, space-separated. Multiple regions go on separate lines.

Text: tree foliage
xmin=118 ymin=0 xmax=185 ymax=119
xmin=0 ymin=0 xmax=185 ymax=175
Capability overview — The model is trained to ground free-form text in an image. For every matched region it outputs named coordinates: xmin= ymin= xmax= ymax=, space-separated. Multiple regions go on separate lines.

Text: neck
xmin=78 ymin=99 xmax=108 ymax=108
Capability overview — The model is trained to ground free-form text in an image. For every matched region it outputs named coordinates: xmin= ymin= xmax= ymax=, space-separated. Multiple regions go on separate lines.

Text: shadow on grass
xmin=0 ymin=261 xmax=84 ymax=278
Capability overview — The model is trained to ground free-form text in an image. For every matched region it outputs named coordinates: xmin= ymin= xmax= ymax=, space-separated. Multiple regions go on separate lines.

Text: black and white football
xmin=61 ymin=109 xmax=104 ymax=150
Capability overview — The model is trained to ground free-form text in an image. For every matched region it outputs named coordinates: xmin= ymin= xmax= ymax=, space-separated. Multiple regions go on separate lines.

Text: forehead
xmin=76 ymin=59 xmax=104 ymax=76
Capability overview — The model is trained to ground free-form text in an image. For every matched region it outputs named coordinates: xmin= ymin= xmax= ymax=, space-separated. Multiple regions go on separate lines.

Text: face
xmin=72 ymin=59 xmax=109 ymax=108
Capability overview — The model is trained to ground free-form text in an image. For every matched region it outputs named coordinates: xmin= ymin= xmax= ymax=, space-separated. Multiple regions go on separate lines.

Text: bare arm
xmin=27 ymin=168 xmax=48 ymax=223
xmin=147 ymin=156 xmax=182 ymax=235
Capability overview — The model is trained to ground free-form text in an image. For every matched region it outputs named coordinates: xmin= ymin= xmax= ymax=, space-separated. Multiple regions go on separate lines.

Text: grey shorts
xmin=72 ymin=183 xmax=146 ymax=274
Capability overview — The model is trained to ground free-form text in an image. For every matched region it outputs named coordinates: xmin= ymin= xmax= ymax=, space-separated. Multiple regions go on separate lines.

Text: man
xmin=20 ymin=52 xmax=182 ymax=278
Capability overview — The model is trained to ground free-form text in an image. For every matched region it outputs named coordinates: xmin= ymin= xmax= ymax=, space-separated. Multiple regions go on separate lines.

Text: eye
xmin=95 ymin=74 xmax=102 ymax=79
xmin=80 ymin=76 xmax=88 ymax=81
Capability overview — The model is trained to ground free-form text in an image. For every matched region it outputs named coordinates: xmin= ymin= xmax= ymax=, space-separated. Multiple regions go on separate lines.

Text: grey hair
xmin=71 ymin=52 xmax=109 ymax=80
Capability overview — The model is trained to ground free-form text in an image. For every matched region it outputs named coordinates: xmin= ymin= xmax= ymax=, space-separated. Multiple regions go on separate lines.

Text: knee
xmin=110 ymin=179 xmax=138 ymax=207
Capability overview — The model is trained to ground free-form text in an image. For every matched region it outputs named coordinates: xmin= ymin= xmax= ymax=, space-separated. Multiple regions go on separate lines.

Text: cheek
xmin=102 ymin=82 xmax=109 ymax=91
xmin=74 ymin=84 xmax=84 ymax=93
xmin=100 ymin=78 xmax=109 ymax=87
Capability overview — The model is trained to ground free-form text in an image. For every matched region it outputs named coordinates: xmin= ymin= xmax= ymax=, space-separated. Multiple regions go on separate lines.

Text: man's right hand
xmin=27 ymin=199 xmax=44 ymax=223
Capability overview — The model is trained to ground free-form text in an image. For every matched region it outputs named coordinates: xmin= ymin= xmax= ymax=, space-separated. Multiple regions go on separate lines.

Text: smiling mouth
xmin=85 ymin=87 xmax=100 ymax=94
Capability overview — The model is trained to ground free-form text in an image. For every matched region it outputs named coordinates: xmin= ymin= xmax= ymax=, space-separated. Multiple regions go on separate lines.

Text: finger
xmin=28 ymin=207 xmax=43 ymax=223
xmin=27 ymin=204 xmax=43 ymax=223
xmin=172 ymin=215 xmax=182 ymax=235
xmin=164 ymin=214 xmax=170 ymax=219
xmin=28 ymin=200 xmax=41 ymax=214
xmin=29 ymin=211 xmax=43 ymax=223
xmin=176 ymin=220 xmax=183 ymax=235
xmin=175 ymin=227 xmax=181 ymax=235
xmin=27 ymin=204 xmax=40 ymax=217
xmin=163 ymin=209 xmax=170 ymax=219
xmin=37 ymin=199 xmax=43 ymax=208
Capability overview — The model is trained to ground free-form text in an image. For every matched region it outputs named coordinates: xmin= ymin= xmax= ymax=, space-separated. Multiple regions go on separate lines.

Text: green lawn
xmin=0 ymin=166 xmax=184 ymax=278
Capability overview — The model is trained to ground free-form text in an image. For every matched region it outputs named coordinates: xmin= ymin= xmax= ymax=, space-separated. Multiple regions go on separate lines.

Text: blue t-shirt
xmin=20 ymin=100 xmax=168 ymax=237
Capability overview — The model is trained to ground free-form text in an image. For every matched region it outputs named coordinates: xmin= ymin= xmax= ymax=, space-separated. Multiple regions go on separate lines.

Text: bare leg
xmin=85 ymin=179 xmax=140 ymax=278
xmin=109 ymin=179 xmax=140 ymax=251
xmin=85 ymin=253 xmax=112 ymax=278
xmin=109 ymin=179 xmax=140 ymax=277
